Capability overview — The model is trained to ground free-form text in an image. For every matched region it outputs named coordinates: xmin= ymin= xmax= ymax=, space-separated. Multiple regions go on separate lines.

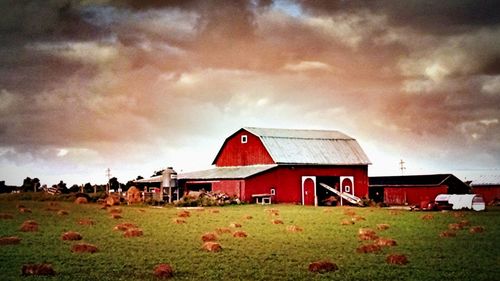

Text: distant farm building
xmin=470 ymin=175 xmax=500 ymax=205
xmin=178 ymin=127 xmax=371 ymax=205
xmin=369 ymin=174 xmax=471 ymax=206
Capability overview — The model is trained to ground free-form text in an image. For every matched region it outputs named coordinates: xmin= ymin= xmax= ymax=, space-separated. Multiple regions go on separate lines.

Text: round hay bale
xmin=271 ymin=219 xmax=283 ymax=225
xmin=114 ymin=223 xmax=138 ymax=231
xmin=243 ymin=215 xmax=253 ymax=220
xmin=20 ymin=220 xmax=38 ymax=232
xmin=448 ymin=223 xmax=462 ymax=230
xmin=57 ymin=210 xmax=69 ymax=216
xmin=21 ymin=263 xmax=55 ymax=276
xmin=74 ymin=197 xmax=88 ymax=204
xmin=287 ymin=225 xmax=303 ymax=232
xmin=71 ymin=243 xmax=98 ymax=253
xmin=229 ymin=223 xmax=242 ymax=228
xmin=154 ymin=263 xmax=174 ymax=279
xmin=469 ymin=226 xmax=485 ymax=233
xmin=340 ymin=219 xmax=354 ymax=225
xmin=0 ymin=213 xmax=14 ymax=219
xmin=233 ymin=231 xmax=248 ymax=238
xmin=77 ymin=219 xmax=95 ymax=226
xmin=201 ymin=232 xmax=218 ymax=242
xmin=0 ymin=236 xmax=21 ymax=245
xmin=202 ymin=241 xmax=222 ymax=252
xmin=215 ymin=227 xmax=232 ymax=235
xmin=106 ymin=195 xmax=120 ymax=206
xmin=356 ymin=244 xmax=382 ymax=253
xmin=61 ymin=231 xmax=82 ymax=241
xmin=19 ymin=207 xmax=32 ymax=213
xmin=376 ymin=224 xmax=390 ymax=230
xmin=421 ymin=214 xmax=434 ymax=220
xmin=375 ymin=238 xmax=397 ymax=247
xmin=386 ymin=254 xmax=409 ymax=265
xmin=126 ymin=186 xmax=142 ymax=204
xmin=177 ymin=210 xmax=191 ymax=218
xmin=358 ymin=228 xmax=376 ymax=236
xmin=124 ymin=228 xmax=143 ymax=238
xmin=172 ymin=218 xmax=186 ymax=224
xmin=439 ymin=230 xmax=456 ymax=238
xmin=358 ymin=233 xmax=378 ymax=240
xmin=108 ymin=208 xmax=122 ymax=214
xmin=308 ymin=261 xmax=338 ymax=273
xmin=111 ymin=214 xmax=122 ymax=219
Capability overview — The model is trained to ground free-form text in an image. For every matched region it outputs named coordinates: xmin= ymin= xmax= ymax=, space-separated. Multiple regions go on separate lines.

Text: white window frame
xmin=270 ymin=188 xmax=276 ymax=195
xmin=241 ymin=135 xmax=248 ymax=143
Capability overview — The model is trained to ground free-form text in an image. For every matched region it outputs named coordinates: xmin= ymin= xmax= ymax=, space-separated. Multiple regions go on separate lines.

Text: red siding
xmin=212 ymin=180 xmax=244 ymax=198
xmin=384 ymin=185 xmax=448 ymax=206
xmin=472 ymin=185 xmax=500 ymax=204
xmin=214 ymin=130 xmax=274 ymax=166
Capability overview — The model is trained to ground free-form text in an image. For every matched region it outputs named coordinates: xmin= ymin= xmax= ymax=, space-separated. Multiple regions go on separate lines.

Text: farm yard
xmin=0 ymin=199 xmax=499 ymax=281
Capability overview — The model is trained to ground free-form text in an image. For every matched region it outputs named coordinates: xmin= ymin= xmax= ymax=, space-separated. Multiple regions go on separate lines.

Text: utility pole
xmin=105 ymin=168 xmax=111 ymax=194
xmin=399 ymin=159 xmax=406 ymax=175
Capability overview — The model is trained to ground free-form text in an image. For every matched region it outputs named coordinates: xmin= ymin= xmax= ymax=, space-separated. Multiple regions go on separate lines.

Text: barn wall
xmin=214 ymin=130 xmax=274 ymax=166
xmin=472 ymin=185 xmax=500 ymax=204
xmin=212 ymin=180 xmax=244 ymax=199
xmin=384 ymin=185 xmax=448 ymax=205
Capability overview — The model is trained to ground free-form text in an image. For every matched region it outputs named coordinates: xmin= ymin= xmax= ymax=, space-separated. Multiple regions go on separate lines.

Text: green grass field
xmin=0 ymin=199 xmax=499 ymax=280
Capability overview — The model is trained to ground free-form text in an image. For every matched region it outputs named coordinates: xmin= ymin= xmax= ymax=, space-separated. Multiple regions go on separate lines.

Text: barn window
xmin=344 ymin=185 xmax=350 ymax=193
xmin=270 ymin=188 xmax=276 ymax=195
xmin=241 ymin=135 xmax=248 ymax=143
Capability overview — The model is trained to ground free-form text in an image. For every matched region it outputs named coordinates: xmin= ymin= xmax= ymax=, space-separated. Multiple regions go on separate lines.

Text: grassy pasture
xmin=0 ymin=200 xmax=499 ymax=280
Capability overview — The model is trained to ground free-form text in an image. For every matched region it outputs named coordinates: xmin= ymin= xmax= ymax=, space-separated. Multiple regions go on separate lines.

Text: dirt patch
xmin=71 ymin=243 xmax=98 ymax=253
xmin=20 ymin=220 xmax=38 ymax=232
xmin=0 ymin=236 xmax=21 ymax=245
xmin=202 ymin=242 xmax=222 ymax=252
xmin=340 ymin=219 xmax=354 ymax=225
xmin=0 ymin=213 xmax=14 ymax=219
xmin=22 ymin=263 xmax=55 ymax=276
xmin=356 ymin=244 xmax=382 ymax=253
xmin=215 ymin=227 xmax=232 ymax=234
xmin=173 ymin=218 xmax=186 ymax=224
xmin=61 ymin=231 xmax=83 ymax=241
xmin=111 ymin=214 xmax=122 ymax=219
xmin=421 ymin=214 xmax=434 ymax=220
xmin=154 ymin=263 xmax=173 ymax=278
xmin=233 ymin=231 xmax=248 ymax=238
xmin=230 ymin=223 xmax=242 ymax=228
xmin=201 ymin=232 xmax=218 ymax=242
xmin=386 ymin=254 xmax=409 ymax=265
xmin=271 ymin=219 xmax=283 ymax=225
xmin=19 ymin=207 xmax=32 ymax=213
xmin=114 ymin=223 xmax=138 ymax=231
xmin=177 ymin=210 xmax=191 ymax=218
xmin=57 ymin=210 xmax=69 ymax=216
xmin=287 ymin=225 xmax=303 ymax=232
xmin=448 ymin=223 xmax=462 ymax=230
xmin=308 ymin=261 xmax=338 ymax=273
xmin=78 ymin=219 xmax=95 ymax=226
xmin=375 ymin=238 xmax=397 ymax=247
xmin=377 ymin=224 xmax=390 ymax=230
xmin=469 ymin=226 xmax=485 ymax=233
xmin=124 ymin=228 xmax=143 ymax=238
xmin=75 ymin=197 xmax=88 ymax=204
xmin=439 ymin=230 xmax=456 ymax=238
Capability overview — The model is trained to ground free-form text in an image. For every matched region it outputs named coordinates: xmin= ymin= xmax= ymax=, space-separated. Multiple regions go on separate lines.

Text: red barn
xmin=470 ymin=175 xmax=500 ymax=205
xmin=178 ymin=127 xmax=371 ymax=206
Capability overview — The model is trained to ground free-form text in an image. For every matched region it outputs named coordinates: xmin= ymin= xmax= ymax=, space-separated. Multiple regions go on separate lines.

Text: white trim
xmin=301 ymin=176 xmax=317 ymax=206
xmin=340 ymin=176 xmax=354 ymax=206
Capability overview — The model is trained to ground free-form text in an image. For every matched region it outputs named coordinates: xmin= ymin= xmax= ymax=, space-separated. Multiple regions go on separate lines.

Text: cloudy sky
xmin=1 ymin=0 xmax=499 ymax=185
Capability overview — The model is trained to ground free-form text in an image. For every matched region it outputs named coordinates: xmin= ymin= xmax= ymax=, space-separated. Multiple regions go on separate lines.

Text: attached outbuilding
xmin=369 ymin=174 xmax=471 ymax=206
xmin=179 ymin=127 xmax=371 ymax=206
xmin=469 ymin=175 xmax=500 ymax=205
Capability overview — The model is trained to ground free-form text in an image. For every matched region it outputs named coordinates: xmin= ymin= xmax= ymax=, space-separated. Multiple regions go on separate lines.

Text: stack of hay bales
xmin=127 ymin=186 xmax=141 ymax=204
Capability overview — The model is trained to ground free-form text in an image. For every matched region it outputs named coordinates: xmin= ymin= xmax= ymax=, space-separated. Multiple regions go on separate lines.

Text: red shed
xmin=178 ymin=127 xmax=371 ymax=206
xmin=470 ymin=175 xmax=500 ymax=205
xmin=369 ymin=174 xmax=471 ymax=206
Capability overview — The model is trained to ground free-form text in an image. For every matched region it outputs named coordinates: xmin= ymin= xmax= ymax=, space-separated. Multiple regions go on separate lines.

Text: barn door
xmin=302 ymin=176 xmax=316 ymax=206
xmin=340 ymin=176 xmax=354 ymax=206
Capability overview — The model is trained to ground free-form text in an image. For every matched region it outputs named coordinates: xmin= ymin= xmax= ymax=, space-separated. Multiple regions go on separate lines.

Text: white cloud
xmin=481 ymin=75 xmax=500 ymax=95
xmin=27 ymin=41 xmax=119 ymax=65
xmin=283 ymin=61 xmax=331 ymax=72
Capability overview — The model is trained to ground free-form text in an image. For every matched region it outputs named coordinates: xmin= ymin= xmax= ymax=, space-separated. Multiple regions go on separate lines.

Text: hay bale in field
xmin=126 ymin=186 xmax=141 ymax=204
xmin=106 ymin=195 xmax=120 ymax=206
xmin=469 ymin=226 xmax=485 ymax=233
xmin=0 ymin=213 xmax=14 ymax=219
xmin=21 ymin=263 xmax=55 ymax=276
xmin=77 ymin=219 xmax=95 ymax=226
xmin=308 ymin=261 xmax=338 ymax=273
xmin=439 ymin=230 xmax=456 ymax=238
xmin=243 ymin=215 xmax=253 ymax=220
xmin=124 ymin=228 xmax=143 ymax=238
xmin=201 ymin=232 xmax=218 ymax=242
xmin=177 ymin=210 xmax=190 ymax=218
xmin=458 ymin=220 xmax=470 ymax=227
xmin=341 ymin=219 xmax=354 ymax=225
xmin=386 ymin=254 xmax=409 ymax=265
xmin=233 ymin=231 xmax=248 ymax=238
xmin=57 ymin=210 xmax=69 ymax=216
xmin=448 ymin=223 xmax=462 ymax=230
xmin=230 ymin=222 xmax=242 ymax=228
xmin=61 ymin=231 xmax=83 ymax=241
xmin=172 ymin=218 xmax=186 ymax=224
xmin=18 ymin=207 xmax=32 ymax=213
xmin=287 ymin=225 xmax=303 ymax=232
xmin=359 ymin=233 xmax=378 ymax=240
xmin=20 ymin=220 xmax=38 ymax=232
xmin=114 ymin=223 xmax=138 ymax=231
xmin=111 ymin=214 xmax=122 ymax=219
xmin=215 ymin=227 xmax=232 ymax=234
xmin=356 ymin=244 xmax=382 ymax=253
xmin=154 ymin=263 xmax=174 ymax=278
xmin=375 ymin=238 xmax=397 ymax=247
xmin=271 ymin=219 xmax=283 ymax=225
xmin=202 ymin=241 xmax=222 ymax=252
xmin=75 ymin=197 xmax=88 ymax=204
xmin=0 ymin=236 xmax=21 ymax=245
xmin=377 ymin=224 xmax=390 ymax=230
xmin=358 ymin=228 xmax=376 ymax=236
xmin=351 ymin=215 xmax=365 ymax=222
xmin=71 ymin=243 xmax=98 ymax=253
xmin=421 ymin=214 xmax=434 ymax=220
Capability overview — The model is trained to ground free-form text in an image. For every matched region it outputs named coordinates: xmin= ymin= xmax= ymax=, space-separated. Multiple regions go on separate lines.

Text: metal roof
xmin=134 ymin=175 xmax=162 ymax=183
xmin=470 ymin=175 xmax=500 ymax=186
xmin=179 ymin=165 xmax=277 ymax=180
xmin=244 ymin=127 xmax=371 ymax=165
